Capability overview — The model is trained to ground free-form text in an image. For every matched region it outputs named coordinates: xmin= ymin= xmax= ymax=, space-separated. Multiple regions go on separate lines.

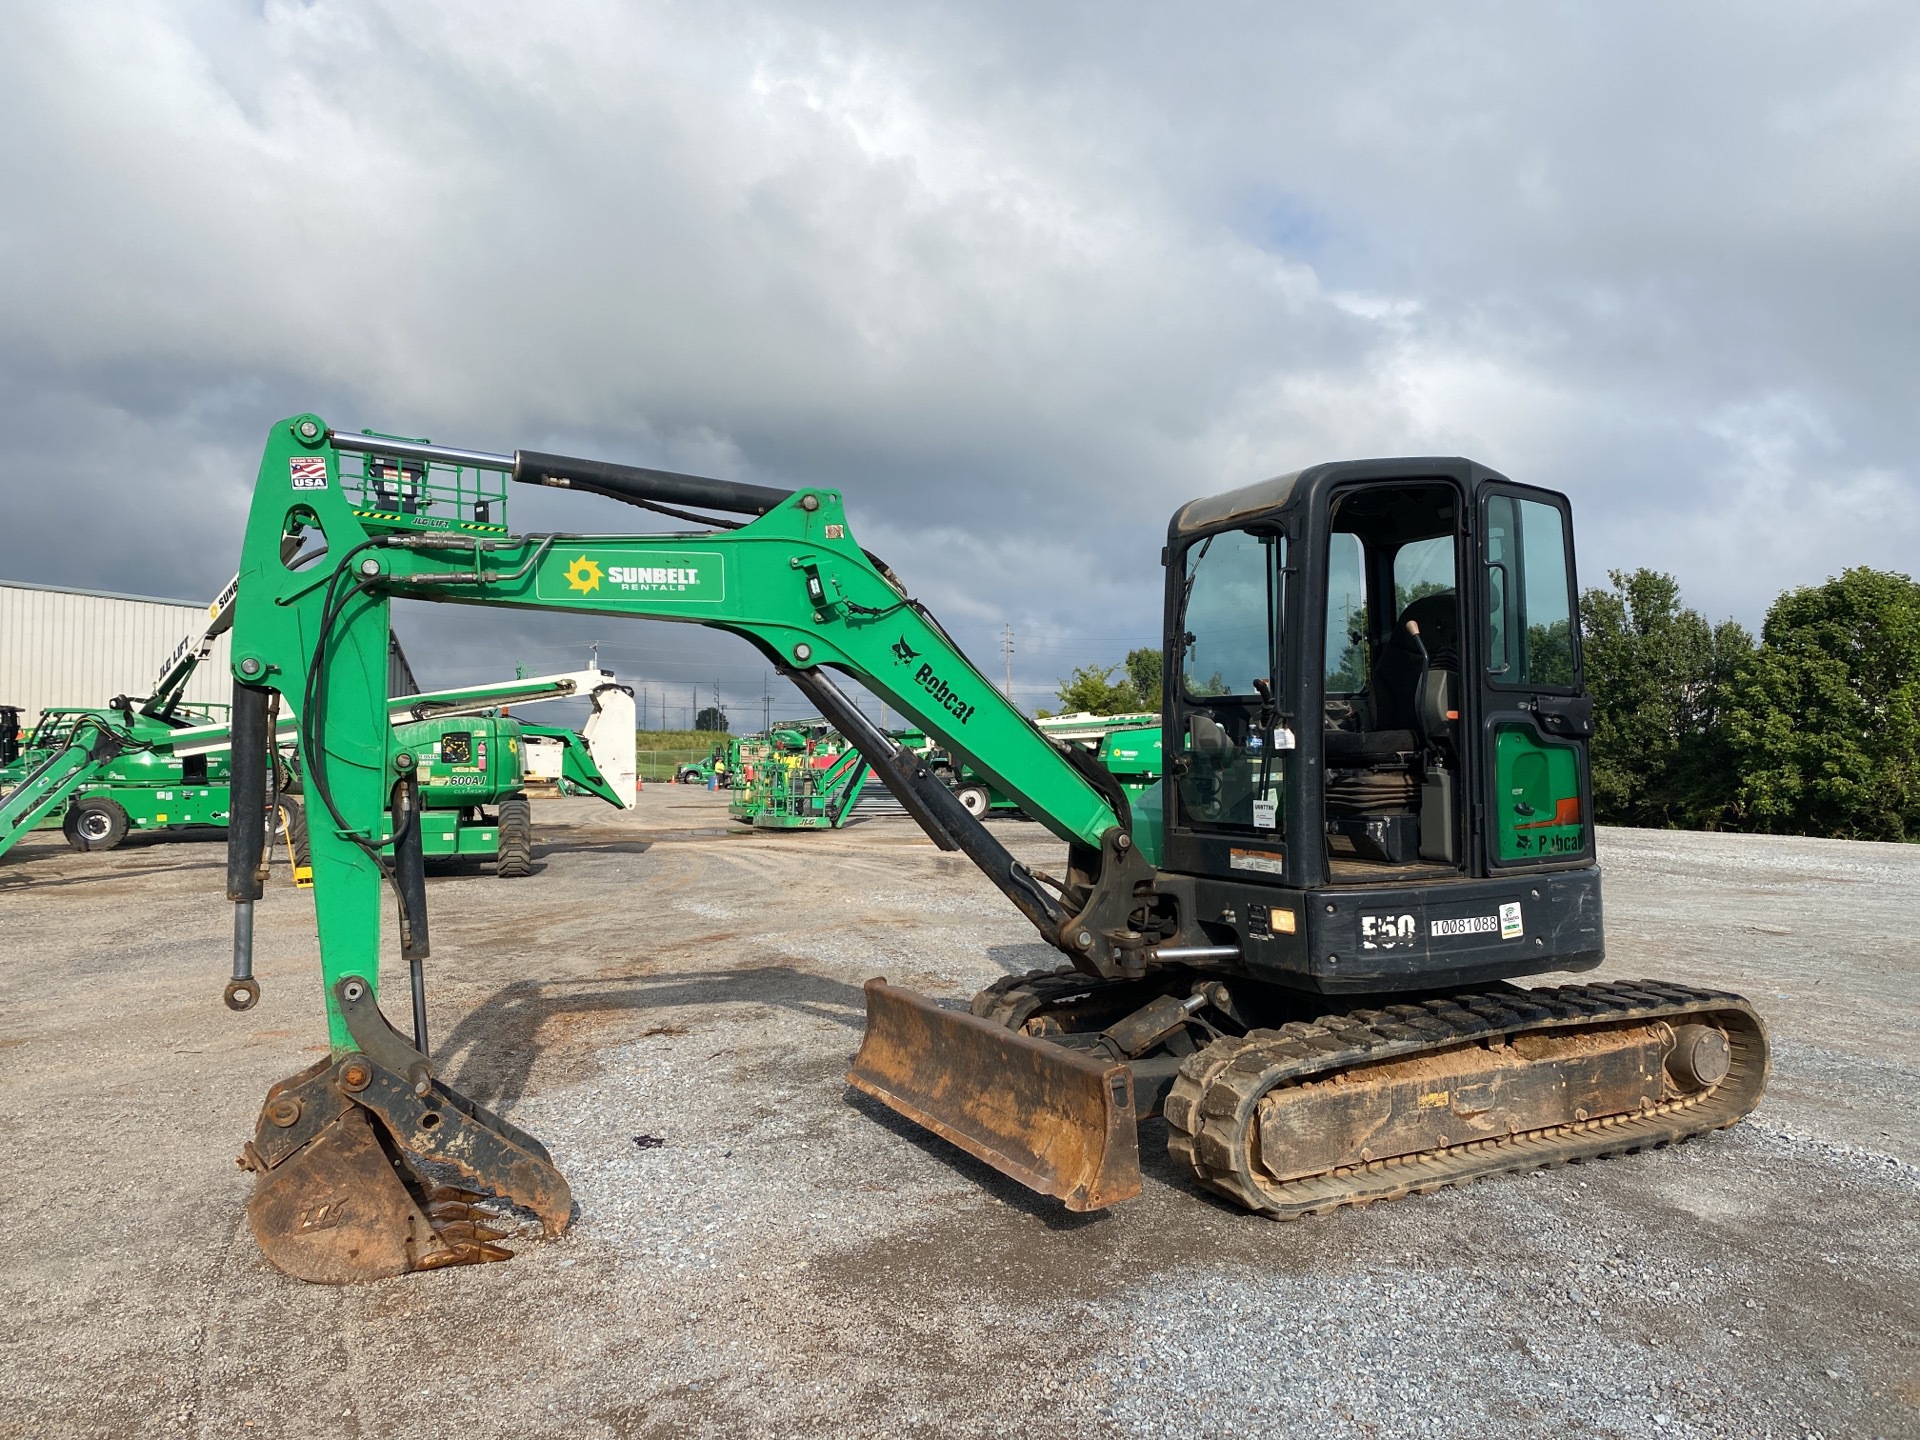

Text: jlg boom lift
xmin=224 ymin=416 xmax=1768 ymax=1283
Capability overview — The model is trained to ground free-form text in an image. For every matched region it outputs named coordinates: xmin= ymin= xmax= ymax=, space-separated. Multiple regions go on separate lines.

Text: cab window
xmin=1180 ymin=528 xmax=1280 ymax=698
xmin=1324 ymin=532 xmax=1368 ymax=694
xmin=1485 ymin=495 xmax=1576 ymax=689
xmin=1177 ymin=527 xmax=1286 ymax=833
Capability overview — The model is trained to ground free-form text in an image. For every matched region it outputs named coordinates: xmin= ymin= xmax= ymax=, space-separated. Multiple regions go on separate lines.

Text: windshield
xmin=1177 ymin=527 xmax=1287 ymax=839
xmin=1181 ymin=528 xmax=1283 ymax=697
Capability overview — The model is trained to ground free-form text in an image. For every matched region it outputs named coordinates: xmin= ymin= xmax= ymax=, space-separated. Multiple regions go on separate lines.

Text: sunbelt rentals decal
xmin=537 ymin=549 xmax=725 ymax=603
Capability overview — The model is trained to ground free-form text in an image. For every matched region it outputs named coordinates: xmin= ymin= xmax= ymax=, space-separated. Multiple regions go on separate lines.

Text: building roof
xmin=0 ymin=577 xmax=212 ymax=609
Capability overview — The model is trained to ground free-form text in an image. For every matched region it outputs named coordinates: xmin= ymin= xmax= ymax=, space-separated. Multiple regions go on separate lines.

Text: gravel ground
xmin=0 ymin=791 xmax=1914 ymax=1440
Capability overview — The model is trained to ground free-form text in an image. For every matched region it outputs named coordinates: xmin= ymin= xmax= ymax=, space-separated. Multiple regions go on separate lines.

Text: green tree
xmin=1056 ymin=664 xmax=1143 ymax=715
xmin=1394 ymin=579 xmax=1452 ymax=618
xmin=1579 ymin=569 xmax=1751 ymax=828
xmin=1124 ymin=647 xmax=1163 ymax=710
xmin=1725 ymin=567 xmax=1920 ymax=840
xmin=1527 ymin=619 xmax=1577 ymax=690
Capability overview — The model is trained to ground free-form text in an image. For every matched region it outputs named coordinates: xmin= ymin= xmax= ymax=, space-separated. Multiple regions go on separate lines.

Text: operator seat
xmin=1324 ymin=589 xmax=1461 ymax=863
xmin=1399 ymin=590 xmax=1460 ymax=740
xmin=1400 ymin=590 xmax=1460 ymax=670
xmin=1325 ymin=590 xmax=1459 ymax=766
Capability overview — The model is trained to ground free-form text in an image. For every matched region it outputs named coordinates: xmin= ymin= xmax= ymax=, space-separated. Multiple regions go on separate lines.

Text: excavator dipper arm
xmin=224 ymin=415 xmax=1153 ymax=1279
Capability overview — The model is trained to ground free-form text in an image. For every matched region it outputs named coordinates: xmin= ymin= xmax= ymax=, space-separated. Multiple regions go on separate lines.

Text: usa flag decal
xmin=289 ymin=456 xmax=329 ymax=489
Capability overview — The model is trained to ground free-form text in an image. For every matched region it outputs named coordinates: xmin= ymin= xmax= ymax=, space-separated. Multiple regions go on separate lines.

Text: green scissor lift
xmin=728 ymin=721 xmax=871 ymax=828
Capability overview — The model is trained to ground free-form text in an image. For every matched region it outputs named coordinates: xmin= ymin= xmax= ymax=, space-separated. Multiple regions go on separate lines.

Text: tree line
xmin=1053 ymin=648 xmax=1164 ymax=716
xmin=1046 ymin=565 xmax=1920 ymax=842
xmin=1582 ymin=566 xmax=1920 ymax=841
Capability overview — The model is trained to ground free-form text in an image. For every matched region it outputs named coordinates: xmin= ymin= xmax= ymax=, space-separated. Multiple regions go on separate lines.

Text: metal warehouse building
xmin=0 ymin=579 xmax=232 ymax=728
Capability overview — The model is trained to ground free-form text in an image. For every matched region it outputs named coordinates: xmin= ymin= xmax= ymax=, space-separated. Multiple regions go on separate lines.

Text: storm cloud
xmin=3 ymin=1 xmax=1916 ymax=717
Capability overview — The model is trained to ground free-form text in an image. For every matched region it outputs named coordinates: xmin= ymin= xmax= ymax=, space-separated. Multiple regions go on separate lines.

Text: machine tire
xmin=64 ymin=797 xmax=130 ymax=852
xmin=955 ymin=784 xmax=991 ymax=819
xmin=273 ymin=797 xmax=312 ymax=873
xmin=496 ymin=796 xmax=534 ymax=878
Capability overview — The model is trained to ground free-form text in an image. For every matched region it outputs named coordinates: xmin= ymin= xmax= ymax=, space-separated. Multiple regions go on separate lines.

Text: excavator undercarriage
xmin=852 ymin=966 xmax=1766 ymax=1221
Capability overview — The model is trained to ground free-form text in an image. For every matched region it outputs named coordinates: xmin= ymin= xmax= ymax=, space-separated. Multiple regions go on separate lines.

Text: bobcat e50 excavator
xmin=223 ymin=415 xmax=1768 ymax=1283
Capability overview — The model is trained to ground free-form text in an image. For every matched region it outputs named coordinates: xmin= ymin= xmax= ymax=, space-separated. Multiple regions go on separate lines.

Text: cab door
xmin=1476 ymin=486 xmax=1594 ymax=868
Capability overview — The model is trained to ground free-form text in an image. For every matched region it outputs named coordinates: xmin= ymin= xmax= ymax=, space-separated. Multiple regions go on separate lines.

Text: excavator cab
xmin=1157 ymin=459 xmax=1602 ymax=995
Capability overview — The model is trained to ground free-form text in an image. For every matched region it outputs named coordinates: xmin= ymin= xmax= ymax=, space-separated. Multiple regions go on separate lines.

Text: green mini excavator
xmin=221 ymin=416 xmax=1768 ymax=1283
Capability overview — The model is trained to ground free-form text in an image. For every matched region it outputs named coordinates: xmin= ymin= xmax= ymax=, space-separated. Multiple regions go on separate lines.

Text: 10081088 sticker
xmin=1431 ymin=914 xmax=1499 ymax=938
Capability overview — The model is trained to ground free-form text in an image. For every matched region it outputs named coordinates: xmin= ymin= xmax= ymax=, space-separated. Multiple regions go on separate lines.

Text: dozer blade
xmin=238 ymin=1054 xmax=572 ymax=1284
xmin=848 ymin=978 xmax=1141 ymax=1211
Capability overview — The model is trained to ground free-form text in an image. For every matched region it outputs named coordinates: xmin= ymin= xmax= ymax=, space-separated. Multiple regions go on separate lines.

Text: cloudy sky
xmin=4 ymin=1 xmax=1916 ymax=723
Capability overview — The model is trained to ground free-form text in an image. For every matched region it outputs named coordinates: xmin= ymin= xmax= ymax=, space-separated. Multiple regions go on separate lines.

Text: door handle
xmin=1523 ymin=693 xmax=1593 ymax=739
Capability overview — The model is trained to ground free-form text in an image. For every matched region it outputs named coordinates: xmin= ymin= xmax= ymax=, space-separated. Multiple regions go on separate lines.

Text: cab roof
xmin=1169 ymin=457 xmax=1515 ymax=539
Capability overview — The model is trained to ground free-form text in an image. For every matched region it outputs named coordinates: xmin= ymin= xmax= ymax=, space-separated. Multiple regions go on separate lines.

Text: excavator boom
xmin=220 ymin=415 xmax=1147 ymax=1278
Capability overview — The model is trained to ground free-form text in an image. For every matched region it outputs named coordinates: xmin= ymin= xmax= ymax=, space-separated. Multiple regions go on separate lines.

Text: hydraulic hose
xmin=325 ymin=431 xmax=792 ymax=519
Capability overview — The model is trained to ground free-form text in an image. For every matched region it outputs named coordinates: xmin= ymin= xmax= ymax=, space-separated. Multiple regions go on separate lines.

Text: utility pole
xmin=762 ymin=673 xmax=771 ymax=734
xmin=1001 ymin=624 xmax=1015 ymax=697
xmin=589 ymin=641 xmax=600 ymax=671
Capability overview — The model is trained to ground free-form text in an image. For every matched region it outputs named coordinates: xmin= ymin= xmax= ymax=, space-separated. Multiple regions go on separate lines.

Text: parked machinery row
xmin=0 ymin=571 xmax=636 ymax=877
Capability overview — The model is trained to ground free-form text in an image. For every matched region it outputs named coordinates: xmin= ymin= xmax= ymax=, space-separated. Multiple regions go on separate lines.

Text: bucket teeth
xmin=415 ymin=1229 xmax=514 ymax=1269
xmin=419 ymin=1186 xmax=515 ymax=1265
xmin=422 ymin=1183 xmax=493 ymax=1216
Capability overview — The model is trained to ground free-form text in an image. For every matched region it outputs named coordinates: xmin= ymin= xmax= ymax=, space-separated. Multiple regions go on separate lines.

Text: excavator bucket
xmin=239 ymin=1053 xmax=573 ymax=1284
xmin=848 ymin=978 xmax=1141 ymax=1211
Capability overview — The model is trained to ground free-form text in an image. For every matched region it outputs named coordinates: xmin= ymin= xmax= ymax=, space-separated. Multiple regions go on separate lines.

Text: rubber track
xmin=1161 ymin=979 xmax=1770 ymax=1218
xmin=971 ymin=968 xmax=1144 ymax=1028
